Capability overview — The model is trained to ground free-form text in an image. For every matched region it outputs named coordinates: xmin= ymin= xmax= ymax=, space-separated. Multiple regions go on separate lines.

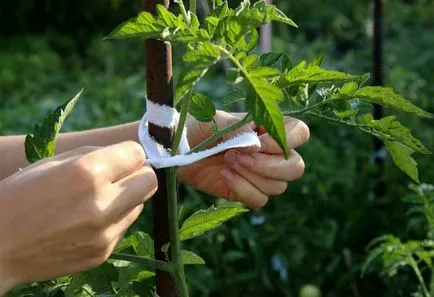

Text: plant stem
xmin=110 ymin=253 xmax=172 ymax=272
xmin=172 ymin=91 xmax=192 ymax=155
xmin=301 ymin=111 xmax=369 ymax=128
xmin=189 ymin=0 xmax=197 ymax=15
xmin=285 ymin=100 xmax=331 ymax=116
xmin=177 ymin=0 xmax=191 ymax=25
xmin=189 ymin=113 xmax=252 ymax=153
xmin=411 ymin=262 xmax=430 ymax=297
xmin=167 ymin=167 xmax=189 ymax=297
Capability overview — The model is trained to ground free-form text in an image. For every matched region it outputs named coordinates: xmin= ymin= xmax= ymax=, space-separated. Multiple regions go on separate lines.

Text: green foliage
xmin=364 ymin=184 xmax=434 ymax=297
xmin=335 ymin=86 xmax=434 ymax=118
xmin=6 ymin=0 xmax=434 ymax=296
xmin=180 ymin=205 xmax=248 ymax=241
xmin=24 ymin=90 xmax=82 ymax=163
xmin=189 ymin=93 xmax=216 ymax=122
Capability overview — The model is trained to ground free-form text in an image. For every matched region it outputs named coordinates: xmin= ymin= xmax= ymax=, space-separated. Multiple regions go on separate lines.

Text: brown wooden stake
xmin=372 ymin=0 xmax=385 ymax=197
xmin=143 ymin=0 xmax=177 ymax=296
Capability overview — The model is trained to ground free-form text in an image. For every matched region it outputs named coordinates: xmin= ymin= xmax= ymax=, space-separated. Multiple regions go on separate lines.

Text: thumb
xmin=214 ymin=111 xmax=259 ymax=154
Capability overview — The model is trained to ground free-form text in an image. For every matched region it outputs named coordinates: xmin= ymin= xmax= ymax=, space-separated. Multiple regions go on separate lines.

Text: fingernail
xmin=237 ymin=154 xmax=254 ymax=167
xmin=224 ymin=150 xmax=238 ymax=166
xmin=221 ymin=168 xmax=235 ymax=183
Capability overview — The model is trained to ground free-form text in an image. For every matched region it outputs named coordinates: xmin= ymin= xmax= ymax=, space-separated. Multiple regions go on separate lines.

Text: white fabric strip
xmin=138 ymin=99 xmax=261 ymax=169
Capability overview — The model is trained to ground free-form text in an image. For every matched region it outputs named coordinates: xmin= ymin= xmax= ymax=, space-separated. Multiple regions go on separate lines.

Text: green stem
xmin=411 ymin=262 xmax=431 ymax=297
xmin=285 ymin=100 xmax=332 ymax=116
xmin=189 ymin=0 xmax=197 ymax=15
xmin=167 ymin=167 xmax=189 ymax=297
xmin=189 ymin=113 xmax=252 ymax=154
xmin=177 ymin=0 xmax=191 ymax=25
xmin=110 ymin=253 xmax=172 ymax=272
xmin=301 ymin=111 xmax=369 ymax=128
xmin=172 ymin=91 xmax=192 ymax=155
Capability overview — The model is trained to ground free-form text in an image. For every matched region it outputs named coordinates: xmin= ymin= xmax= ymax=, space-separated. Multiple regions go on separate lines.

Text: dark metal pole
xmin=143 ymin=0 xmax=177 ymax=296
xmin=372 ymin=0 xmax=385 ymax=196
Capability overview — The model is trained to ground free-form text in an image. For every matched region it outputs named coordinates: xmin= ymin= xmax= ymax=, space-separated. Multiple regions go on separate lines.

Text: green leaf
xmin=252 ymin=0 xmax=298 ymax=27
xmin=334 ymin=110 xmax=358 ymax=118
xmin=280 ymin=52 xmax=293 ymax=73
xmin=181 ymin=250 xmax=206 ymax=265
xmin=66 ymin=262 xmax=118 ymax=296
xmin=242 ymin=54 xmax=260 ymax=70
xmin=179 ymin=205 xmax=248 ymax=241
xmin=176 ymin=42 xmax=221 ymax=102
xmin=131 ymin=232 xmax=154 ymax=258
xmin=358 ymin=114 xmax=430 ymax=154
xmin=337 ymin=86 xmax=433 ymax=118
xmin=213 ymin=0 xmax=296 ymax=45
xmin=246 ymin=76 xmax=288 ymax=157
xmin=385 ymin=141 xmax=420 ymax=183
xmin=223 ymin=89 xmax=245 ymax=106
xmin=279 ymin=61 xmax=360 ymax=87
xmin=189 ymin=93 xmax=216 ymax=122
xmin=114 ymin=236 xmax=133 ymax=253
xmin=260 ymin=52 xmax=283 ymax=66
xmin=25 ymin=89 xmax=82 ymax=163
xmin=249 ymin=67 xmax=281 ymax=78
xmin=108 ymin=5 xmax=206 ymax=43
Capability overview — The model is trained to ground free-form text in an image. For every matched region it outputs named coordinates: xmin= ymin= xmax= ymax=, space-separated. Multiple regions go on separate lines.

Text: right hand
xmin=0 ymin=141 xmax=157 ymax=294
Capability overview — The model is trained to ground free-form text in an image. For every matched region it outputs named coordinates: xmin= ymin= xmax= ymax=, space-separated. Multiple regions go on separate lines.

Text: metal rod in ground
xmin=143 ymin=0 xmax=177 ymax=296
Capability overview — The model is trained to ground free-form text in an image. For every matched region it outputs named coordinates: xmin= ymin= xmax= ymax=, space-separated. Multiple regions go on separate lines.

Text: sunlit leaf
xmin=385 ymin=141 xmax=420 ymax=183
xmin=358 ymin=114 xmax=430 ymax=154
xmin=176 ymin=42 xmax=221 ymax=101
xmin=25 ymin=89 xmax=82 ymax=163
xmin=181 ymin=250 xmax=206 ymax=265
xmin=279 ymin=61 xmax=360 ymax=87
xmin=337 ymin=86 xmax=433 ymax=118
xmin=189 ymin=93 xmax=216 ymax=122
xmin=246 ymin=76 xmax=288 ymax=157
xmin=179 ymin=205 xmax=248 ymax=241
xmin=131 ymin=232 xmax=154 ymax=258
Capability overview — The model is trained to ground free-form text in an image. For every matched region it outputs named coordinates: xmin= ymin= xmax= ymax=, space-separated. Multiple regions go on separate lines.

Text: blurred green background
xmin=1 ymin=0 xmax=434 ymax=296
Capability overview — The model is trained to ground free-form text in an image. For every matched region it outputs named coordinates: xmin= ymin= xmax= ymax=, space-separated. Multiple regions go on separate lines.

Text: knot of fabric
xmin=138 ymin=99 xmax=261 ymax=169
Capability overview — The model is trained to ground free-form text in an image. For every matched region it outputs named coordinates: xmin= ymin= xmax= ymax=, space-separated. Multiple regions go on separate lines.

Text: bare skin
xmin=0 ymin=111 xmax=309 ymax=294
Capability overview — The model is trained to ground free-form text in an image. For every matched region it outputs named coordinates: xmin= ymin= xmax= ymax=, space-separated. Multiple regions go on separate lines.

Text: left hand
xmin=178 ymin=111 xmax=310 ymax=208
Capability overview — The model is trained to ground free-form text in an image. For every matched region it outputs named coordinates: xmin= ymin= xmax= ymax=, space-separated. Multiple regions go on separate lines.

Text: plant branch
xmin=302 ymin=111 xmax=369 ymax=128
xmin=177 ymin=0 xmax=191 ymax=25
xmin=172 ymin=91 xmax=192 ymax=155
xmin=110 ymin=253 xmax=172 ymax=272
xmin=189 ymin=113 xmax=252 ymax=153
xmin=285 ymin=99 xmax=332 ymax=116
xmin=189 ymin=0 xmax=197 ymax=15
xmin=167 ymin=167 xmax=189 ymax=297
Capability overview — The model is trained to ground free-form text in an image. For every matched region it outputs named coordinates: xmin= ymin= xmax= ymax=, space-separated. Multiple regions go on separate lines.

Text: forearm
xmin=0 ymin=122 xmax=139 ymax=180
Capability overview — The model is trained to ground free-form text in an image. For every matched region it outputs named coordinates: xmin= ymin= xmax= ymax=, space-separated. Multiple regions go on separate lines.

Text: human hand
xmin=178 ymin=111 xmax=310 ymax=208
xmin=0 ymin=141 xmax=157 ymax=294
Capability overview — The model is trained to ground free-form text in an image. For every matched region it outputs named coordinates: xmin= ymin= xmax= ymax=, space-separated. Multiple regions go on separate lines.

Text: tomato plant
xmin=11 ymin=0 xmax=432 ymax=296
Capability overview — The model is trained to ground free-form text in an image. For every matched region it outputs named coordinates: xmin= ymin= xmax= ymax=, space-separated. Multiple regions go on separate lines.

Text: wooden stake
xmin=143 ymin=0 xmax=177 ymax=296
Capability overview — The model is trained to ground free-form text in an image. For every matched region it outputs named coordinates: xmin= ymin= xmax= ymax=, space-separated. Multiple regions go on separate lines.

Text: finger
xmin=7 ymin=146 xmax=100 ymax=180
xmin=227 ymin=150 xmax=305 ymax=181
xmin=259 ymin=118 xmax=310 ymax=154
xmin=77 ymin=141 xmax=146 ymax=183
xmin=187 ymin=111 xmax=255 ymax=148
xmin=111 ymin=204 xmax=144 ymax=238
xmin=220 ymin=168 xmax=268 ymax=208
xmin=224 ymin=151 xmax=288 ymax=196
xmin=90 ymin=204 xmax=144 ymax=265
xmin=105 ymin=165 xmax=157 ymax=220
